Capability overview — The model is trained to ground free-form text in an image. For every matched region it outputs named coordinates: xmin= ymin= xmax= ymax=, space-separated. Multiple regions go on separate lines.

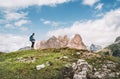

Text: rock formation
xmin=68 ymin=34 xmax=86 ymax=49
xmin=115 ymin=36 xmax=120 ymax=43
xmin=72 ymin=59 xmax=120 ymax=79
xmin=98 ymin=36 xmax=120 ymax=57
xmin=72 ymin=59 xmax=92 ymax=79
xmin=35 ymin=34 xmax=86 ymax=50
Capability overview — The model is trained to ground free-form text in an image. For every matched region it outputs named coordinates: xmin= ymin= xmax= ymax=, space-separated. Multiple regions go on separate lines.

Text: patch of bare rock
xmin=72 ymin=59 xmax=120 ymax=79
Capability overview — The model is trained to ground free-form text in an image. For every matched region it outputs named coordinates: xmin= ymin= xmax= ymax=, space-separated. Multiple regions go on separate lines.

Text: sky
xmin=0 ymin=0 xmax=120 ymax=52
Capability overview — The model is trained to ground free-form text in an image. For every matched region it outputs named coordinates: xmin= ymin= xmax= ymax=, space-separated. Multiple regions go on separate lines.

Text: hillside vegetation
xmin=108 ymin=43 xmax=120 ymax=57
xmin=0 ymin=48 xmax=120 ymax=79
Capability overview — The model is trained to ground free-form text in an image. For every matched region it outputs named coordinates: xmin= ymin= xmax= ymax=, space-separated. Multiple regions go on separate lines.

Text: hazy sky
xmin=0 ymin=0 xmax=120 ymax=52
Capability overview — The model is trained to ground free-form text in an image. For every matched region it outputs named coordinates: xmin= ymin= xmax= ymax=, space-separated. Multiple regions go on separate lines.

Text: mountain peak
xmin=115 ymin=36 xmax=120 ymax=43
xmin=35 ymin=34 xmax=86 ymax=50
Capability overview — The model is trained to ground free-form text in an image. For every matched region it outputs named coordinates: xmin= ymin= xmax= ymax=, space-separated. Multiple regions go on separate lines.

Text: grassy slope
xmin=0 ymin=48 xmax=120 ymax=79
xmin=0 ymin=48 xmax=79 ymax=79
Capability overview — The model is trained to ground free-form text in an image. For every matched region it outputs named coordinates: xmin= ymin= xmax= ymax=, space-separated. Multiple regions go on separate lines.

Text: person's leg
xmin=31 ymin=42 xmax=32 ymax=48
xmin=31 ymin=42 xmax=35 ymax=49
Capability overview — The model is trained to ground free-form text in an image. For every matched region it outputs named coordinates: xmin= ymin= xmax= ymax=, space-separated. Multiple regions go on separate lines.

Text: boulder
xmin=72 ymin=59 xmax=92 ymax=79
xmin=45 ymin=61 xmax=53 ymax=66
xmin=72 ymin=59 xmax=120 ymax=79
xmin=36 ymin=64 xmax=45 ymax=70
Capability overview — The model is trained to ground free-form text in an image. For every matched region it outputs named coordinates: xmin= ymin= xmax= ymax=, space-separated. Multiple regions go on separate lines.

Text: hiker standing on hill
xmin=29 ymin=33 xmax=35 ymax=49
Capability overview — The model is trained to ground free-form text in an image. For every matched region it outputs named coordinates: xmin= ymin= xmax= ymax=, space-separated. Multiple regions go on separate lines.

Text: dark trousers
xmin=31 ymin=42 xmax=35 ymax=49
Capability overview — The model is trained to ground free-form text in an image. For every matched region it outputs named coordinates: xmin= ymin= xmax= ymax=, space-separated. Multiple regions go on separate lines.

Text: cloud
xmin=19 ymin=27 xmax=28 ymax=31
xmin=0 ymin=33 xmax=30 ymax=52
xmin=43 ymin=21 xmax=51 ymax=25
xmin=14 ymin=19 xmax=30 ymax=27
xmin=40 ymin=19 xmax=59 ymax=27
xmin=0 ymin=19 xmax=6 ymax=24
xmin=1 ymin=11 xmax=30 ymax=30
xmin=82 ymin=0 xmax=99 ymax=6
xmin=96 ymin=13 xmax=104 ymax=17
xmin=47 ymin=8 xmax=120 ymax=47
xmin=5 ymin=23 xmax=14 ymax=29
xmin=0 ymin=0 xmax=71 ymax=9
xmin=117 ymin=0 xmax=120 ymax=1
xmin=4 ymin=11 xmax=28 ymax=21
xmin=95 ymin=3 xmax=103 ymax=10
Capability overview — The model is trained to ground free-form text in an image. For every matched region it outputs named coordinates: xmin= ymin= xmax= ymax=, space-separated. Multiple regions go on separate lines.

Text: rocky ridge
xmin=115 ymin=36 xmax=120 ymax=43
xmin=72 ymin=59 xmax=120 ymax=79
xmin=35 ymin=34 xmax=86 ymax=50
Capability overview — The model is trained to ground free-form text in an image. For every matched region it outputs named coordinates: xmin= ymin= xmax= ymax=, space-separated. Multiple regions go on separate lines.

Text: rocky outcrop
xmin=115 ymin=36 xmax=120 ymax=43
xmin=72 ymin=59 xmax=120 ymax=79
xmin=35 ymin=34 xmax=86 ymax=50
xmin=68 ymin=34 xmax=86 ymax=49
xmin=72 ymin=59 xmax=92 ymax=79
xmin=36 ymin=61 xmax=53 ymax=70
xmin=58 ymin=35 xmax=70 ymax=47
xmin=16 ymin=56 xmax=36 ymax=63
xmin=98 ymin=48 xmax=113 ymax=56
xmin=98 ymin=36 xmax=120 ymax=57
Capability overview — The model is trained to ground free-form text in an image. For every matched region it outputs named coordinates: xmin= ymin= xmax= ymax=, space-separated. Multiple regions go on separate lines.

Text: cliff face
xmin=35 ymin=34 xmax=86 ymax=50
xmin=98 ymin=36 xmax=120 ymax=57
xmin=115 ymin=36 xmax=120 ymax=43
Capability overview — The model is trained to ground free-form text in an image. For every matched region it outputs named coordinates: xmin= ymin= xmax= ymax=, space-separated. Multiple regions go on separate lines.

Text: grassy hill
xmin=0 ymin=48 xmax=120 ymax=79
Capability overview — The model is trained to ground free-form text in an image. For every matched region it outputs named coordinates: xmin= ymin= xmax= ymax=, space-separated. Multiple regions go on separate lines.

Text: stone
xmin=63 ymin=56 xmax=68 ymax=59
xmin=98 ymin=48 xmax=113 ymax=56
xmin=116 ymin=72 xmax=120 ymax=76
xmin=65 ymin=63 xmax=72 ymax=68
xmin=94 ymin=72 xmax=106 ymax=79
xmin=72 ymin=59 xmax=92 ymax=79
xmin=16 ymin=56 xmax=36 ymax=63
xmin=106 ymin=60 xmax=117 ymax=69
xmin=45 ymin=61 xmax=53 ymax=66
xmin=72 ymin=57 xmax=119 ymax=79
xmin=81 ymin=52 xmax=101 ymax=59
xmin=36 ymin=64 xmax=45 ymax=70
xmin=109 ymin=72 xmax=116 ymax=77
xmin=76 ymin=52 xmax=81 ymax=55
xmin=72 ymin=63 xmax=76 ymax=69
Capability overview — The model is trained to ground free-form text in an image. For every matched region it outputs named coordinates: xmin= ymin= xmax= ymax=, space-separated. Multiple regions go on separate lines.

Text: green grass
xmin=85 ymin=55 xmax=120 ymax=72
xmin=0 ymin=48 xmax=120 ymax=79
xmin=0 ymin=48 xmax=80 ymax=79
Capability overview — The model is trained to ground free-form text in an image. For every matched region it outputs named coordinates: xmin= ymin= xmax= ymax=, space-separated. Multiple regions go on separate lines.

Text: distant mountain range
xmin=89 ymin=44 xmax=102 ymax=52
xmin=19 ymin=46 xmax=31 ymax=51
